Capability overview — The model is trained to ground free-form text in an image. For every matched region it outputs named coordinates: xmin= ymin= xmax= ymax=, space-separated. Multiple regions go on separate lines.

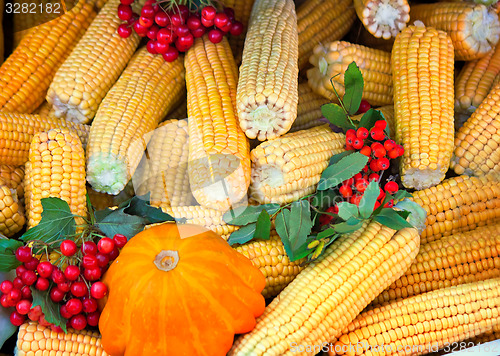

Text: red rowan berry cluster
xmin=117 ymin=1 xmax=243 ymax=61
xmin=0 ymin=234 xmax=128 ymax=331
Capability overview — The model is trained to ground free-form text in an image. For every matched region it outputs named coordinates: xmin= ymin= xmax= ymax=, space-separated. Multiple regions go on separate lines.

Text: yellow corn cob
xmin=229 ymin=221 xmax=420 ymax=355
xmin=0 ymin=164 xmax=25 ymax=200
xmin=410 ymin=2 xmax=500 ymax=61
xmin=222 ymin=0 xmax=256 ymax=62
xmin=235 ymin=230 xmax=305 ymax=299
xmin=347 ymin=21 xmax=395 ymax=52
xmin=133 ymin=119 xmax=195 ymax=207
xmin=372 ymin=223 xmax=500 ymax=306
xmin=249 ymin=124 xmax=345 ymax=205
xmin=46 ymin=0 xmax=145 ymax=124
xmin=156 ymin=205 xmax=239 ymax=241
xmin=392 ymin=23 xmax=455 ymax=190
xmin=353 ymin=0 xmax=410 ymax=39
xmin=24 ymin=128 xmax=87 ymax=229
xmin=185 ymin=35 xmax=251 ymax=211
xmin=297 ymin=0 xmax=356 ymax=70
xmin=33 ymin=101 xmax=59 ymax=119
xmin=465 ymin=324 xmax=500 ymax=345
xmin=0 ymin=177 xmax=25 ymax=237
xmin=0 ymin=0 xmax=96 ymax=114
xmin=455 ymin=43 xmax=500 ymax=114
xmin=329 ymin=278 xmax=500 ymax=356
xmin=410 ymin=175 xmax=500 ymax=244
xmin=288 ymin=82 xmax=329 ymax=133
xmin=236 ymin=0 xmax=299 ymax=141
xmin=452 ymin=82 xmax=500 ymax=177
xmin=308 ymin=40 xmax=393 ymax=106
xmin=0 ymin=112 xmax=90 ymax=166
xmin=16 ymin=321 xmax=109 ymax=356
xmin=86 ymin=47 xmax=185 ymax=195
xmin=351 ymin=104 xmax=395 ymax=138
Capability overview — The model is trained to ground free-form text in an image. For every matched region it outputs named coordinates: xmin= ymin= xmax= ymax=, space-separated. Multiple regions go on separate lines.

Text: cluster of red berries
xmin=117 ymin=1 xmax=243 ymax=61
xmin=0 ymin=234 xmax=128 ymax=332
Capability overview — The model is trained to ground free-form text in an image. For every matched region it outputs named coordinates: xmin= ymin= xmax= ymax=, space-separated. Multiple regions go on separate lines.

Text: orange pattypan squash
xmin=98 ymin=223 xmax=266 ymax=356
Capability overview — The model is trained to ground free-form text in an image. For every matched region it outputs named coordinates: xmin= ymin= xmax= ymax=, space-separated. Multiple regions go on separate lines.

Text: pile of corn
xmin=1 ymin=0 xmax=500 ymax=354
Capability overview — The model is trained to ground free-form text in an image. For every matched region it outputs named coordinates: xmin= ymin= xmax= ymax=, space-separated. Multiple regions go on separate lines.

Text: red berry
xmin=60 ymin=304 xmax=72 ymax=319
xmin=146 ymin=24 xmax=159 ymax=40
xmin=384 ymin=181 xmax=399 ymax=194
xmin=157 ymin=27 xmax=176 ymax=43
xmin=175 ymin=34 xmax=194 ymax=51
xmin=107 ymin=246 xmax=120 ymax=261
xmin=97 ymin=237 xmax=115 ymax=255
xmin=378 ymin=188 xmax=386 ymax=201
xmin=207 ymin=28 xmax=224 ymax=44
xmin=12 ymin=277 xmax=24 ymax=290
xmin=120 ymin=0 xmax=133 ymax=5
xmin=139 ymin=16 xmax=154 ymax=28
xmin=21 ymin=270 xmax=37 ymax=286
xmin=374 ymin=201 xmax=381 ymax=210
xmin=70 ymin=314 xmax=87 ymax=330
xmin=141 ymin=4 xmax=155 ymax=18
xmin=374 ymin=120 xmax=387 ymax=130
xmin=388 ymin=145 xmax=404 ymax=159
xmin=162 ymin=46 xmax=179 ymax=62
xmin=375 ymin=157 xmax=390 ymax=170
xmin=350 ymin=194 xmax=363 ymax=206
xmin=0 ymin=294 xmax=12 ymax=308
xmin=15 ymin=246 xmax=32 ymax=263
xmin=16 ymin=300 xmax=32 ymax=315
xmin=383 ymin=139 xmax=396 ymax=151
xmin=177 ymin=4 xmax=189 ymax=21
xmin=356 ymin=127 xmax=369 ymax=140
xmin=49 ymin=287 xmax=66 ymax=303
xmin=83 ymin=267 xmax=102 ymax=281
xmin=24 ymin=257 xmax=39 ymax=271
xmin=113 ymin=234 xmax=127 ymax=248
xmin=170 ymin=13 xmax=184 ymax=26
xmin=0 ymin=280 xmax=13 ymax=294
xmin=51 ymin=325 xmax=64 ymax=333
xmin=368 ymin=173 xmax=379 ymax=182
xmin=319 ymin=206 xmax=338 ymax=226
xmin=219 ymin=21 xmax=232 ymax=33
xmin=27 ymin=305 xmax=42 ymax=321
xmin=357 ymin=99 xmax=371 ymax=114
xmin=60 ymin=240 xmax=77 ymax=257
xmin=384 ymin=199 xmax=395 ymax=208
xmin=355 ymin=178 xmax=369 ymax=193
xmin=353 ymin=173 xmax=362 ymax=181
xmin=346 ymin=129 xmax=356 ymax=139
xmin=37 ymin=261 xmax=54 ymax=279
xmin=352 ymin=138 xmax=364 ymax=150
xmin=345 ymin=143 xmax=354 ymax=151
xmin=359 ymin=146 xmax=371 ymax=157
xmin=187 ymin=15 xmax=202 ymax=31
xmin=370 ymin=142 xmax=386 ymax=158
xmin=155 ymin=11 xmax=170 ymax=26
xmin=223 ymin=7 xmax=235 ymax=21
xmin=86 ymin=311 xmax=101 ymax=327
xmin=35 ymin=277 xmax=50 ymax=291
xmin=57 ymin=281 xmax=72 ymax=293
xmin=21 ymin=285 xmax=31 ymax=299
xmin=71 ymin=282 xmax=88 ymax=298
xmin=175 ymin=24 xmax=190 ymax=37
xmin=369 ymin=159 xmax=380 ymax=172
xmin=51 ymin=268 xmax=66 ymax=284
xmin=134 ymin=21 xmax=148 ymax=36
xmin=117 ymin=4 xmax=133 ymax=21
xmin=90 ymin=282 xmax=108 ymax=299
xmin=339 ymin=184 xmax=353 ymax=198
xmin=201 ymin=16 xmax=214 ymax=27
xmin=16 ymin=265 xmax=27 ymax=278
xmin=214 ymin=13 xmax=229 ymax=30
xmin=9 ymin=288 xmax=22 ymax=303
xmin=117 ymin=24 xmax=133 ymax=38
xmin=229 ymin=21 xmax=244 ymax=36
xmin=96 ymin=253 xmax=110 ymax=268
xmin=155 ymin=40 xmax=170 ymax=54
xmin=82 ymin=297 xmax=98 ymax=313
xmin=38 ymin=313 xmax=51 ymax=327
xmin=201 ymin=5 xmax=216 ymax=20
xmin=370 ymin=128 xmax=385 ymax=141
xmin=10 ymin=310 xmax=26 ymax=326
xmin=64 ymin=265 xmax=80 ymax=281
xmin=66 ymin=298 xmax=83 ymax=315
xmin=82 ymin=254 xmax=98 ymax=269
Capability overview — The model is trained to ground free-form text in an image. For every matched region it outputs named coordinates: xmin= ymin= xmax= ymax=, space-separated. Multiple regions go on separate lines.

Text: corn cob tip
xmin=86 ymin=152 xmax=128 ymax=195
xmin=239 ymin=104 xmax=296 ymax=141
xmin=356 ymin=0 xmax=410 ymax=39
xmin=46 ymin=95 xmax=89 ymax=124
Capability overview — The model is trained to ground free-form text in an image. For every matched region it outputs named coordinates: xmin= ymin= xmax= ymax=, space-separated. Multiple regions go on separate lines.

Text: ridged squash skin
xmin=98 ymin=223 xmax=266 ymax=356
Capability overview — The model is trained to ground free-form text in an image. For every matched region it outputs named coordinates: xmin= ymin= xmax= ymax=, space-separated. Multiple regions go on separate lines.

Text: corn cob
xmin=452 ymin=81 xmax=500 ymax=177
xmin=0 ymin=177 xmax=25 ymax=237
xmin=410 ymin=2 xmax=500 ymax=61
xmin=249 ymin=124 xmax=345 ymax=205
xmin=86 ymin=47 xmax=185 ymax=195
xmin=185 ymin=36 xmax=250 ymax=211
xmin=155 ymin=205 xmax=239 ymax=240
xmin=372 ymin=223 xmax=500 ymax=306
xmin=229 ymin=221 xmax=420 ymax=355
xmin=15 ymin=321 xmax=109 ymax=356
xmin=235 ymin=230 xmax=305 ymax=299
xmin=0 ymin=164 xmax=25 ymax=200
xmin=392 ymin=23 xmax=455 ymax=190
xmin=288 ymin=83 xmax=329 ymax=133
xmin=296 ymin=0 xmax=356 ymax=70
xmin=353 ymin=0 xmax=410 ymax=39
xmin=410 ymin=174 xmax=500 ymax=244
xmin=236 ymin=0 xmax=299 ymax=141
xmin=351 ymin=104 xmax=395 ymax=138
xmin=0 ymin=0 xmax=96 ymax=114
xmin=33 ymin=101 xmax=59 ymax=119
xmin=455 ymin=43 xmax=500 ymax=114
xmin=46 ymin=0 xmax=145 ymax=124
xmin=308 ymin=41 xmax=393 ymax=106
xmin=133 ymin=119 xmax=194 ymax=207
xmin=329 ymin=278 xmax=500 ymax=356
xmin=0 ymin=112 xmax=90 ymax=166
xmin=24 ymin=128 xmax=87 ymax=229
xmin=222 ymin=0 xmax=256 ymax=62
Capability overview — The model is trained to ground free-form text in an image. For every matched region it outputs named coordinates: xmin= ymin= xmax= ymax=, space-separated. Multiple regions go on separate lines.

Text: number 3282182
xmin=5 ymin=2 xmax=61 ymax=13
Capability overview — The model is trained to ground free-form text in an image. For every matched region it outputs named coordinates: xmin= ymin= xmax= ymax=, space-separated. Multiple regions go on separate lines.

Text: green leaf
xmin=358 ymin=108 xmax=384 ymax=131
xmin=311 ymin=189 xmax=342 ymax=211
xmin=374 ymin=208 xmax=413 ymax=230
xmin=393 ymin=189 xmax=413 ymax=201
xmin=317 ymin=152 xmax=369 ymax=190
xmin=223 ymin=204 xmax=280 ymax=226
xmin=336 ymin=202 xmax=359 ymax=221
xmin=227 ymin=223 xmax=257 ymax=246
xmin=343 ymin=61 xmax=364 ymax=115
xmin=20 ymin=197 xmax=76 ymax=248
xmin=328 ymin=150 xmax=355 ymax=166
xmin=121 ymin=194 xmax=175 ymax=224
xmin=332 ymin=219 xmax=364 ymax=234
xmin=95 ymin=208 xmax=147 ymax=239
xmin=321 ymin=103 xmax=355 ymax=131
xmin=0 ymin=239 xmax=23 ymax=272
xmin=254 ymin=210 xmax=271 ymax=240
xmin=359 ymin=181 xmax=380 ymax=219
xmin=317 ymin=228 xmax=336 ymax=240
xmin=394 ymin=198 xmax=428 ymax=233
xmin=31 ymin=287 xmax=67 ymax=333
